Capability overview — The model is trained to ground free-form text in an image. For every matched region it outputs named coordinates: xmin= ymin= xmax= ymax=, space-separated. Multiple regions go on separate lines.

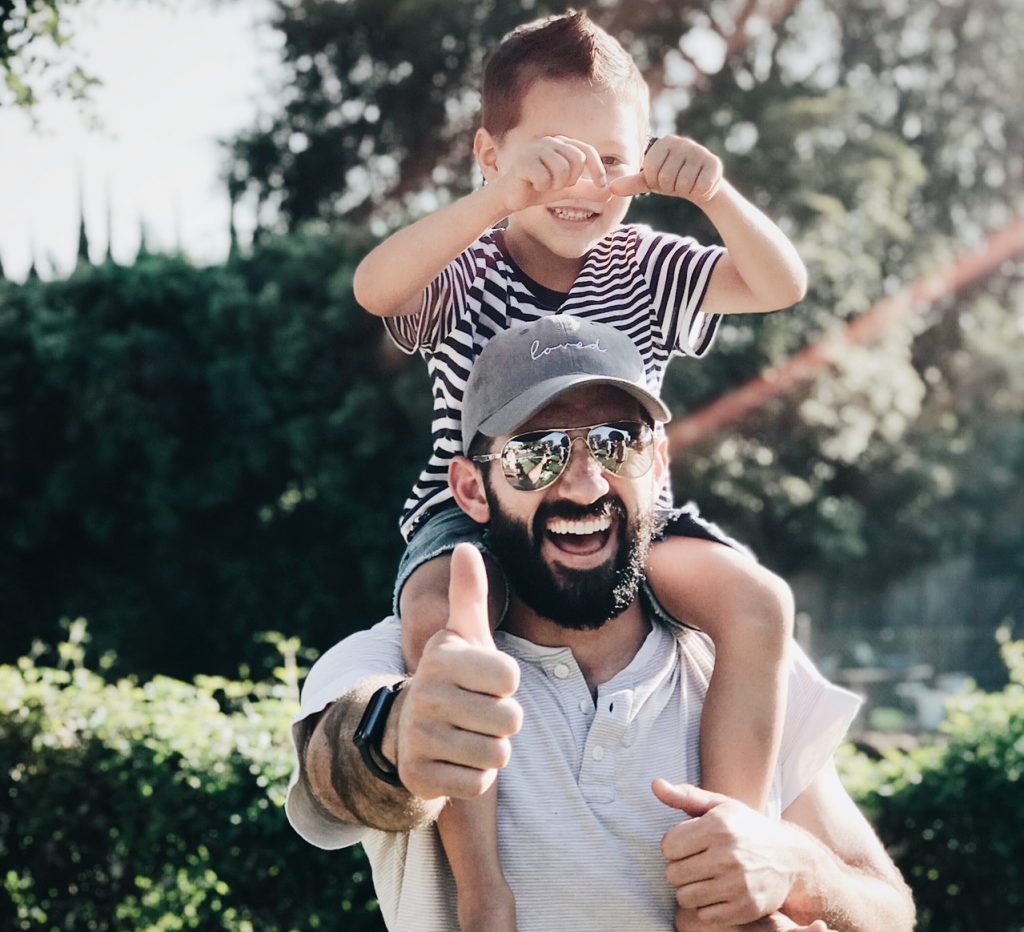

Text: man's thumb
xmin=652 ymin=777 xmax=726 ymax=818
xmin=446 ymin=543 xmax=495 ymax=648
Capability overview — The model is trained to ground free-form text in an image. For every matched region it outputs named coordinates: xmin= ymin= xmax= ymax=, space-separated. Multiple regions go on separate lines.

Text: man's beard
xmin=483 ymin=482 xmax=656 ymax=631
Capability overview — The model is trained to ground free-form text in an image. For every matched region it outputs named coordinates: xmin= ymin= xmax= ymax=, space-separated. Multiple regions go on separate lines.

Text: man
xmin=286 ymin=316 xmax=915 ymax=931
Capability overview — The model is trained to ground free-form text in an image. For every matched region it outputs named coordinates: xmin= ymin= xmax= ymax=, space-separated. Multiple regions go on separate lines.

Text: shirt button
xmin=552 ymin=663 xmax=570 ymax=679
xmin=592 ymin=745 xmax=605 ymax=761
xmin=579 ymin=699 xmax=591 ymax=713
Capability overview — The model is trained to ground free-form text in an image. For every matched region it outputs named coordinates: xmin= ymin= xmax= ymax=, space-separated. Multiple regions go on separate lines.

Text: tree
xmin=226 ymin=0 xmax=798 ymax=232
xmin=0 ymin=0 xmax=98 ymax=111
xmin=0 ymin=231 xmax=432 ymax=677
xmin=225 ymin=0 xmax=1024 ymax=590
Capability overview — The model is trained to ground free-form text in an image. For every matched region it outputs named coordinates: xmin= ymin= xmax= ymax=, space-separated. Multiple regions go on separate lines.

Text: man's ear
xmin=474 ymin=127 xmax=501 ymax=182
xmin=449 ymin=455 xmax=491 ymax=523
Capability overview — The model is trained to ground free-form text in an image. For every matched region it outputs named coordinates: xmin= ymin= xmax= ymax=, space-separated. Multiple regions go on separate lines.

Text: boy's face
xmin=482 ymin=77 xmax=647 ymax=275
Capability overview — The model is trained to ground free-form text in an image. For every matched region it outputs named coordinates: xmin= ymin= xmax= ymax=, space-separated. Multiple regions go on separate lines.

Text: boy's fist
xmin=494 ymin=135 xmax=610 ymax=213
xmin=609 ymin=135 xmax=723 ymax=204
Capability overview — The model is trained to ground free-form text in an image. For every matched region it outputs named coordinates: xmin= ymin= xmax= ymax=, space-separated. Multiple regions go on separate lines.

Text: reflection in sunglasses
xmin=473 ymin=421 xmax=654 ymax=492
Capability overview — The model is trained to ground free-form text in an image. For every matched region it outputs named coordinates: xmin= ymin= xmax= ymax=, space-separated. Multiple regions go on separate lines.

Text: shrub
xmin=840 ymin=639 xmax=1024 ymax=931
xmin=0 ymin=233 xmax=431 ymax=679
xmin=0 ymin=625 xmax=384 ymax=931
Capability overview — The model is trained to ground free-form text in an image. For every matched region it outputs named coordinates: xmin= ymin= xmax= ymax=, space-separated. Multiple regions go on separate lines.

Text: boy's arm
xmin=353 ymin=134 xmax=608 ymax=317
xmin=353 ymin=184 xmax=510 ymax=317
xmin=699 ymin=180 xmax=807 ymax=315
xmin=609 ymin=136 xmax=807 ymax=316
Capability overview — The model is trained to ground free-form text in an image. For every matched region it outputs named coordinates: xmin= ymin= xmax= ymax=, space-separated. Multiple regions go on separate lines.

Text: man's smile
xmin=542 ymin=510 xmax=617 ymax=567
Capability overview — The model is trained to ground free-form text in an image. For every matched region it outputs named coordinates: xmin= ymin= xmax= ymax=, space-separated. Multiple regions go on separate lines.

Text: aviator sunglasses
xmin=471 ymin=420 xmax=655 ymax=492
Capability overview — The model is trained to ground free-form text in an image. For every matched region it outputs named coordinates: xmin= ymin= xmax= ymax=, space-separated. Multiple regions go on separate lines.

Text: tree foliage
xmin=840 ymin=638 xmax=1024 ymax=931
xmin=0 ymin=233 xmax=430 ymax=677
xmin=0 ymin=0 xmax=98 ymax=111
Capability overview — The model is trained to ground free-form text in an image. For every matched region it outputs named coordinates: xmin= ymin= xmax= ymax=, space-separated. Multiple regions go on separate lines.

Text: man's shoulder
xmin=299 ymin=617 xmax=405 ymax=717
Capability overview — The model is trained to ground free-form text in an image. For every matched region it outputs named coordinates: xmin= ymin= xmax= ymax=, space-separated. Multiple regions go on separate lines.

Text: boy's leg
xmin=647 ymin=535 xmax=793 ymax=811
xmin=438 ymin=785 xmax=517 ymax=932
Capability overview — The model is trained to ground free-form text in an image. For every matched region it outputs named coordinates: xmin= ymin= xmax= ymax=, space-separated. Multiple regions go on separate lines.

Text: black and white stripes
xmin=384 ymin=223 xmax=724 ymax=542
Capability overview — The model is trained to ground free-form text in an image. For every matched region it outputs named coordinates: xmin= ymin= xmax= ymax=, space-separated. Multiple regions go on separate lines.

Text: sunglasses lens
xmin=587 ymin=422 xmax=654 ymax=478
xmin=497 ymin=422 xmax=654 ymax=491
xmin=501 ymin=431 xmax=570 ymax=491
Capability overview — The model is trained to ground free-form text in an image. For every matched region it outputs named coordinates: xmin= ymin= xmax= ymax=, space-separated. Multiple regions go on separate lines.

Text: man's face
xmin=479 ymin=386 xmax=665 ymax=630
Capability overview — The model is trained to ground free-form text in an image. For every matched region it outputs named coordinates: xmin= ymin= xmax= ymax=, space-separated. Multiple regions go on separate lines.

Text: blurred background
xmin=1 ymin=0 xmax=1022 ymax=929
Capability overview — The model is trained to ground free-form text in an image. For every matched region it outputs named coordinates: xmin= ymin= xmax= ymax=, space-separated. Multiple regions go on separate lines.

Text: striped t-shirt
xmin=385 ymin=224 xmax=725 ymax=542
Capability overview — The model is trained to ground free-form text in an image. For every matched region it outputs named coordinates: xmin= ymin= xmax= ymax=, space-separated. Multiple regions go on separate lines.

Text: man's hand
xmin=609 ymin=135 xmax=723 ymax=204
xmin=493 ymin=135 xmax=612 ymax=214
xmin=394 ymin=544 xmax=523 ymax=800
xmin=654 ymin=778 xmax=802 ymax=926
xmin=673 ymin=908 xmax=831 ymax=932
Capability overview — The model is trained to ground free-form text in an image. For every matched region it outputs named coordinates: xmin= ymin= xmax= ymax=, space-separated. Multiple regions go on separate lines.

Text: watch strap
xmin=352 ymin=680 xmax=405 ymax=787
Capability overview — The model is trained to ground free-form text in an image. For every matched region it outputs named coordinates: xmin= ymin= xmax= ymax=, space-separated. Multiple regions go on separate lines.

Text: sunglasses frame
xmin=470 ymin=420 xmax=655 ymax=492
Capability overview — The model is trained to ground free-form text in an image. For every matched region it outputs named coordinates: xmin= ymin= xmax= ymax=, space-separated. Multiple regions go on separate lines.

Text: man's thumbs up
xmin=398 ymin=543 xmax=522 ymax=801
xmin=652 ymin=778 xmax=729 ymax=819
xmin=446 ymin=543 xmax=494 ymax=648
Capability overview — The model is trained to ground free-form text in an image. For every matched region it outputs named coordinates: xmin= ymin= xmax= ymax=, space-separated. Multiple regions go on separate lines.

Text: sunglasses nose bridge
xmin=561 ymin=433 xmax=608 ymax=481
xmin=565 ymin=433 xmax=596 ymax=463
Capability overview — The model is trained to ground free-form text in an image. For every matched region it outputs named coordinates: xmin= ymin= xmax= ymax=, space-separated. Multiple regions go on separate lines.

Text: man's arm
xmin=297 ymin=545 xmax=523 ymax=834
xmin=778 ymin=761 xmax=915 ymax=930
xmin=655 ymin=767 xmax=914 ymax=932
xmin=608 ymin=135 xmax=807 ymax=315
xmin=299 ymin=675 xmax=443 ymax=833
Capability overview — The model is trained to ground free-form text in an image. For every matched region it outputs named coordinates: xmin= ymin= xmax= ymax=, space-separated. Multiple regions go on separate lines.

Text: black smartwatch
xmin=352 ymin=680 xmax=406 ymax=787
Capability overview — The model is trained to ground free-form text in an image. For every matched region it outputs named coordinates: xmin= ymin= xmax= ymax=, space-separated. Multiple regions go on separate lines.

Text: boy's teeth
xmin=548 ymin=515 xmax=612 ymax=536
xmin=552 ymin=207 xmax=596 ymax=221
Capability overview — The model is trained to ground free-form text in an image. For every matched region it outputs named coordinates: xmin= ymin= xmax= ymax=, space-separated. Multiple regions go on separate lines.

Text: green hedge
xmin=4 ymin=627 xmax=1023 ymax=930
xmin=840 ymin=639 xmax=1024 ymax=931
xmin=0 ymin=624 xmax=383 ymax=931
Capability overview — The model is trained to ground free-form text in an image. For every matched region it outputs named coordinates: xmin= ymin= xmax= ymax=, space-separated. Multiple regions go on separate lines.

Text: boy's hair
xmin=481 ymin=10 xmax=649 ymax=139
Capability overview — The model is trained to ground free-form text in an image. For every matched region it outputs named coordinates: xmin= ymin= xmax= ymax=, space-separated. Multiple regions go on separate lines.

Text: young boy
xmin=354 ymin=11 xmax=806 ymax=931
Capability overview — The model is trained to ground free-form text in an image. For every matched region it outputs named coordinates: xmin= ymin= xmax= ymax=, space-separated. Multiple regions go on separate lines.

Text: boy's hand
xmin=494 ymin=135 xmax=610 ymax=214
xmin=609 ymin=135 xmax=723 ymax=204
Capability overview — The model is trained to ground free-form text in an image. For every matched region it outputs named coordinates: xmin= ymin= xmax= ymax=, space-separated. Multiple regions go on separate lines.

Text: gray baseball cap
xmin=461 ymin=315 xmax=671 ymax=452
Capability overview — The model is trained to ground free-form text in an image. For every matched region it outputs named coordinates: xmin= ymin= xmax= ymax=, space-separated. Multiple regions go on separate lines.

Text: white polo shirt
xmin=287 ymin=612 xmax=860 ymax=931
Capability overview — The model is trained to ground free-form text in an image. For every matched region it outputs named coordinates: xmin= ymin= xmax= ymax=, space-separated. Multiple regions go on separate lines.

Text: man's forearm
xmin=782 ymin=825 xmax=914 ymax=932
xmin=301 ymin=676 xmax=445 ymax=833
xmin=779 ymin=771 xmax=916 ymax=932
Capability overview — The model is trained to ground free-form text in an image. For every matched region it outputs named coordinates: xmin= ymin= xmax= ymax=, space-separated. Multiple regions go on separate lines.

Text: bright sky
xmin=0 ymin=0 xmax=281 ymax=282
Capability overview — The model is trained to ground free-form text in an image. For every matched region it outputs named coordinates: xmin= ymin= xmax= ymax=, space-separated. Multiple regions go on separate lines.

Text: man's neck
xmin=502 ymin=597 xmax=652 ymax=695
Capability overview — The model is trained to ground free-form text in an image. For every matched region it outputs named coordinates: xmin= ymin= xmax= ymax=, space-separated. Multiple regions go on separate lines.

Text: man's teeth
xmin=548 ymin=514 xmax=612 ymax=536
xmin=552 ymin=206 xmax=597 ymax=221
